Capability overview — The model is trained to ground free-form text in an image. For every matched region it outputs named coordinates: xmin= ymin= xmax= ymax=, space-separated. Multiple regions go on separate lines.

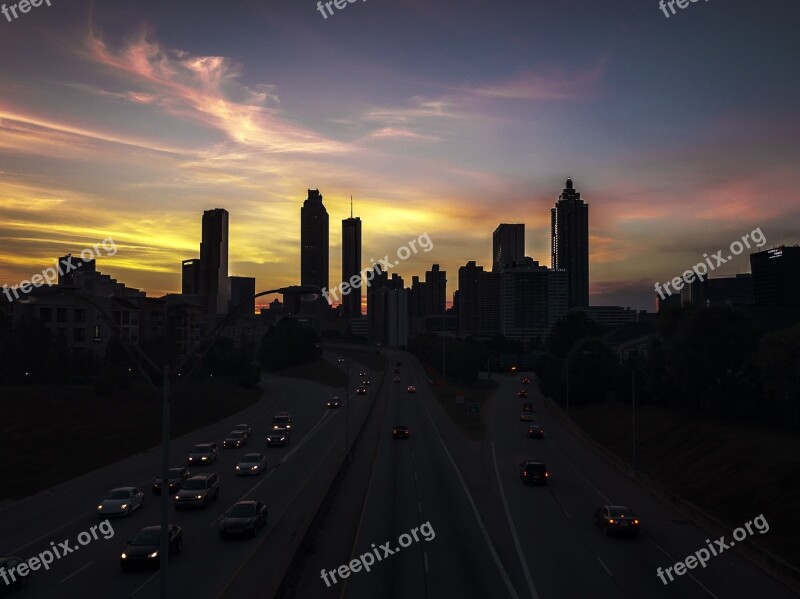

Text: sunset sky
xmin=1 ymin=0 xmax=798 ymax=311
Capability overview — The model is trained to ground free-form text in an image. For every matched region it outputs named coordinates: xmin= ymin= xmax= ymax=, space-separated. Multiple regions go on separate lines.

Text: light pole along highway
xmin=26 ymin=284 xmax=320 ymax=599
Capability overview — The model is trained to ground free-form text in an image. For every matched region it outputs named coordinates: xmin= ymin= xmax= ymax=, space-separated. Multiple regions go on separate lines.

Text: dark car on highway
xmin=219 ymin=500 xmax=268 ymax=538
xmin=326 ymin=397 xmax=342 ymax=408
xmin=518 ymin=389 xmax=528 ymax=398
xmin=174 ymin=474 xmax=220 ymax=509
xmin=271 ymin=413 xmax=293 ymax=431
xmin=231 ymin=423 xmax=251 ymax=438
xmin=187 ymin=443 xmax=218 ymax=465
xmin=392 ymin=425 xmax=410 ymax=439
xmin=223 ymin=431 xmax=248 ymax=449
xmin=520 ymin=460 xmax=548 ymax=485
xmin=152 ymin=467 xmax=190 ymax=495
xmin=0 ymin=556 xmax=29 ymax=592
xmin=594 ymin=505 xmax=640 ymax=537
xmin=522 ymin=377 xmax=530 ymax=385
xmin=267 ymin=427 xmax=290 ymax=447
xmin=527 ymin=425 xmax=544 ymax=439
xmin=120 ymin=525 xmax=182 ymax=570
xmin=356 ymin=386 xmax=367 ymax=395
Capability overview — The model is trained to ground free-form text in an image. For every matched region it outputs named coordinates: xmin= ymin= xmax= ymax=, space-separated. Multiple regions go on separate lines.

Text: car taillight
xmin=609 ymin=519 xmax=615 ymax=523
xmin=634 ymin=519 xmax=639 ymax=524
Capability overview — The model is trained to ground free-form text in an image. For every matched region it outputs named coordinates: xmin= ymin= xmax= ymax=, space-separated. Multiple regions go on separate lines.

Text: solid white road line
xmin=491 ymin=442 xmax=542 ymax=599
xmin=59 ymin=560 xmax=93 ymax=583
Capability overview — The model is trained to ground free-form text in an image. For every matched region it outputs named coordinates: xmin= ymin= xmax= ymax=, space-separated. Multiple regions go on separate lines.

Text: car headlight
xmin=121 ymin=553 xmax=127 ymax=559
xmin=97 ymin=504 xmax=103 ymax=510
xmin=148 ymin=551 xmax=158 ymax=559
xmin=175 ymin=495 xmax=180 ymax=500
xmin=236 ymin=465 xmax=241 ymax=470
xmin=201 ymin=457 xmax=208 ymax=461
xmin=120 ymin=504 xmax=128 ymax=510
xmin=251 ymin=466 xmax=258 ymax=470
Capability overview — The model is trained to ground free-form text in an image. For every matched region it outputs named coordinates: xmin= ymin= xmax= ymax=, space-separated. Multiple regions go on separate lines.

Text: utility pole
xmin=160 ymin=366 xmax=170 ymax=598
xmin=631 ymin=367 xmax=636 ymax=474
xmin=345 ymin=361 xmax=350 ymax=461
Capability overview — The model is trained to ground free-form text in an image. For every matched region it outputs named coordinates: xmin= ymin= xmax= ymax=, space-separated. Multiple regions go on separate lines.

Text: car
xmin=407 ymin=385 xmax=416 ymax=393
xmin=326 ymin=397 xmax=342 ymax=408
xmin=392 ymin=425 xmax=410 ymax=439
xmin=219 ymin=500 xmax=269 ymax=538
xmin=267 ymin=427 xmax=290 ymax=447
xmin=174 ymin=474 xmax=220 ymax=509
xmin=120 ymin=525 xmax=182 ymax=570
xmin=361 ymin=379 xmax=370 ymax=385
xmin=520 ymin=412 xmax=533 ymax=422
xmin=0 ymin=556 xmax=29 ymax=591
xmin=594 ymin=505 xmax=640 ymax=537
xmin=522 ymin=377 xmax=530 ymax=385
xmin=152 ymin=467 xmax=190 ymax=495
xmin=337 ymin=357 xmax=345 ymax=363
xmin=356 ymin=386 xmax=367 ymax=395
xmin=235 ymin=453 xmax=267 ymax=475
xmin=518 ymin=389 xmax=528 ymax=398
xmin=223 ymin=431 xmax=248 ymax=449
xmin=187 ymin=443 xmax=218 ymax=465
xmin=271 ymin=413 xmax=293 ymax=431
xmin=359 ymin=371 xmax=367 ymax=377
xmin=97 ymin=487 xmax=145 ymax=517
xmin=520 ymin=460 xmax=548 ymax=485
xmin=393 ymin=375 xmax=401 ymax=382
xmin=527 ymin=425 xmax=544 ymax=439
xmin=522 ymin=402 xmax=533 ymax=413
xmin=232 ymin=423 xmax=251 ymax=438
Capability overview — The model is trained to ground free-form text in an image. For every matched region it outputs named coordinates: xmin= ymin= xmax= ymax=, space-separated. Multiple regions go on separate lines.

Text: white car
xmin=235 ymin=453 xmax=267 ymax=475
xmin=97 ymin=487 xmax=144 ymax=517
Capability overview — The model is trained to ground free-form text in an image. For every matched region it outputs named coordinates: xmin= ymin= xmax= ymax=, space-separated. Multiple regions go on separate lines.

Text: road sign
xmin=466 ymin=402 xmax=479 ymax=415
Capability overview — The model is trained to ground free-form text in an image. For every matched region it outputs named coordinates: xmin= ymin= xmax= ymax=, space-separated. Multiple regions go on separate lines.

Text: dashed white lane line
xmin=60 ymin=561 xmax=93 ymax=584
xmin=596 ymin=557 xmax=613 ymax=578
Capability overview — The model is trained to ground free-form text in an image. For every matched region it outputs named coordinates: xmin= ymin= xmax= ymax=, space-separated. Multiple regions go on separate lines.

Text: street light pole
xmin=442 ymin=312 xmax=446 ymax=383
xmin=345 ymin=360 xmax=350 ymax=461
xmin=159 ymin=366 xmax=170 ymax=596
xmin=631 ymin=367 xmax=636 ymax=474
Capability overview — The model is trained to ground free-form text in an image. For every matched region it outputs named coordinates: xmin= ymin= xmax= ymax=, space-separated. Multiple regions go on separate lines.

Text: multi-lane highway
xmin=0 ymin=354 xmax=379 ymax=598
xmin=3 ymin=348 xmax=797 ymax=599
xmin=304 ymin=350 xmax=797 ymax=599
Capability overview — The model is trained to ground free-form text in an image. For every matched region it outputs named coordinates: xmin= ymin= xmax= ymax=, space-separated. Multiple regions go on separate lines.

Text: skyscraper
xmin=425 ymin=264 xmax=447 ymax=315
xmin=493 ymin=224 xmax=525 ymax=273
xmin=199 ymin=208 xmax=230 ymax=315
xmin=301 ymin=189 xmax=329 ymax=293
xmin=551 ymin=178 xmax=589 ymax=308
xmin=457 ymin=261 xmax=483 ymax=335
xmin=342 ymin=197 xmax=362 ymax=317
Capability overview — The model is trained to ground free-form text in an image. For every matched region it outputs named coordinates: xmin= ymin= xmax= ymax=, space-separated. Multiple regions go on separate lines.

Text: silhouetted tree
xmin=258 ymin=318 xmax=321 ymax=371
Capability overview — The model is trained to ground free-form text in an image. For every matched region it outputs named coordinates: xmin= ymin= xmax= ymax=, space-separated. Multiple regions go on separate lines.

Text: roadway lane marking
xmin=414 ymin=472 xmax=418 ymax=481
xmin=418 ymin=400 xmax=521 ymax=599
xmin=418 ymin=501 xmax=423 ymax=515
xmin=596 ymin=556 xmax=613 ymax=578
xmin=281 ymin=409 xmax=333 ymax=463
xmin=59 ymin=560 xmax=93 ymax=583
xmin=130 ymin=571 xmax=160 ymax=596
xmin=642 ymin=532 xmax=720 ymax=599
xmin=491 ymin=442 xmax=542 ymax=599
xmin=9 ymin=510 xmax=96 ymax=555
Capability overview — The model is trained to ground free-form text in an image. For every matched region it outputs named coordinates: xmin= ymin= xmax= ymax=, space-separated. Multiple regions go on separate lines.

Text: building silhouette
xmin=493 ymin=224 xmax=525 ymax=273
xmin=199 ymin=208 xmax=230 ymax=315
xmin=342 ymin=198 xmax=362 ymax=317
xmin=229 ymin=276 xmax=256 ymax=317
xmin=367 ymin=267 xmax=407 ymax=347
xmin=425 ymin=264 xmax=447 ymax=315
xmin=750 ymin=246 xmax=800 ymax=305
xmin=457 ymin=261 xmax=483 ymax=335
xmin=301 ymin=189 xmax=329 ymax=293
xmin=181 ymin=259 xmax=201 ymax=295
xmin=500 ymin=258 xmax=566 ymax=344
xmin=551 ymin=178 xmax=589 ymax=308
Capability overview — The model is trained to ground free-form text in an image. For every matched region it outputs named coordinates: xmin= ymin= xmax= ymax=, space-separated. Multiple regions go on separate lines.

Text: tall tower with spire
xmin=301 ymin=189 xmax=329 ymax=293
xmin=342 ymin=196 xmax=362 ymax=317
xmin=551 ymin=178 xmax=589 ymax=308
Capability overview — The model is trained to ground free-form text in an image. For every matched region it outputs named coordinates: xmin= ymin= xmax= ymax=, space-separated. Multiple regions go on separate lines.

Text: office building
xmin=457 ymin=261 xmax=483 ymax=335
xmin=199 ymin=208 xmax=230 ymax=315
xmin=750 ymin=246 xmax=800 ymax=305
xmin=229 ymin=276 xmax=256 ymax=317
xmin=551 ymin=178 xmax=589 ymax=308
xmin=493 ymin=224 xmax=525 ymax=273
xmin=425 ymin=264 xmax=447 ymax=315
xmin=342 ymin=199 xmax=362 ymax=317
xmin=301 ymin=189 xmax=329 ymax=293
xmin=182 ymin=259 xmax=201 ymax=295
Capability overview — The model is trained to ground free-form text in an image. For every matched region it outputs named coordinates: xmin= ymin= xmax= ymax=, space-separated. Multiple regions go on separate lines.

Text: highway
xmin=0 ymin=354 xmax=378 ymax=599
xmin=306 ymin=351 xmax=798 ymax=599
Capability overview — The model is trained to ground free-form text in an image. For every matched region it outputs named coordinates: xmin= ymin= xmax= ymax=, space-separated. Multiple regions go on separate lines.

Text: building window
xmin=56 ymin=308 xmax=68 ymax=323
xmin=73 ymin=328 xmax=86 ymax=343
xmin=39 ymin=307 xmax=52 ymax=322
xmin=74 ymin=308 xmax=86 ymax=323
